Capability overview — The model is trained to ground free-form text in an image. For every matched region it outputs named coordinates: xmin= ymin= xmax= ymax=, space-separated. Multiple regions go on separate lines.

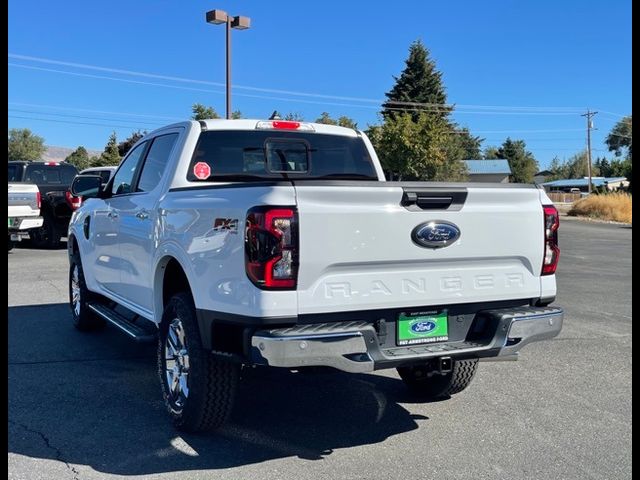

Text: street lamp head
xmin=231 ymin=15 xmax=251 ymax=30
xmin=206 ymin=9 xmax=228 ymax=24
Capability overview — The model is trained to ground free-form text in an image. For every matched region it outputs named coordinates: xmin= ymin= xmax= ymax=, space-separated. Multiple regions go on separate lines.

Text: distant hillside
xmin=42 ymin=145 xmax=102 ymax=162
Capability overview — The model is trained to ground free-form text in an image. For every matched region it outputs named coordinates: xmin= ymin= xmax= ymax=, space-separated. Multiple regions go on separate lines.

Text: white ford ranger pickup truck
xmin=8 ymin=182 xmax=43 ymax=251
xmin=68 ymin=119 xmax=563 ymax=432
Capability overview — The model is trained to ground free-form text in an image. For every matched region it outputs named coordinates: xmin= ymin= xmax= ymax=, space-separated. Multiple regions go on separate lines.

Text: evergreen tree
xmin=284 ymin=112 xmax=304 ymax=121
xmin=496 ymin=138 xmax=538 ymax=183
xmin=117 ymin=130 xmax=146 ymax=157
xmin=231 ymin=110 xmax=243 ymax=119
xmin=382 ymin=39 xmax=450 ymax=121
xmin=191 ymin=103 xmax=220 ymax=120
xmin=454 ymin=127 xmax=483 ymax=158
xmin=314 ymin=112 xmax=358 ymax=129
xmin=93 ymin=132 xmax=121 ymax=167
xmin=337 ymin=116 xmax=358 ymax=129
xmin=64 ymin=146 xmax=91 ymax=170
xmin=483 ymin=146 xmax=500 ymax=159
xmin=315 ymin=112 xmax=337 ymax=125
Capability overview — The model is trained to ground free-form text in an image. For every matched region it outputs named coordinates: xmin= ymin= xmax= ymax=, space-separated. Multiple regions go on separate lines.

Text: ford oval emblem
xmin=411 ymin=321 xmax=436 ymax=333
xmin=411 ymin=221 xmax=461 ymax=249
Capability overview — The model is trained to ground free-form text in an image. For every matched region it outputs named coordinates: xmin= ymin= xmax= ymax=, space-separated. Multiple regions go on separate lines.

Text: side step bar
xmin=87 ymin=302 xmax=157 ymax=343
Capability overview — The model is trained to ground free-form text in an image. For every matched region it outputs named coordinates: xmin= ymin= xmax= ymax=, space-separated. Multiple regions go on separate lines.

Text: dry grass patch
xmin=568 ymin=192 xmax=632 ymax=223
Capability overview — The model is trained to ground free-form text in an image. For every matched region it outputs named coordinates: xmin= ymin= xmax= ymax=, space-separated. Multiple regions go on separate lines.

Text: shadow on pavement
xmin=9 ymin=303 xmax=428 ymax=475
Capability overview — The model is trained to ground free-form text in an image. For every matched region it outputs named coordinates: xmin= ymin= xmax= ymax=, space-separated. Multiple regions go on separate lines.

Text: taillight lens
xmin=65 ymin=190 xmax=82 ymax=211
xmin=542 ymin=205 xmax=560 ymax=275
xmin=245 ymin=206 xmax=298 ymax=289
xmin=36 ymin=191 xmax=41 ymax=210
xmin=255 ymin=121 xmax=315 ymax=131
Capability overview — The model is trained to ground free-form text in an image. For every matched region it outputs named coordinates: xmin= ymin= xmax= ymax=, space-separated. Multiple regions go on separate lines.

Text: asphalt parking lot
xmin=8 ymin=219 xmax=632 ymax=480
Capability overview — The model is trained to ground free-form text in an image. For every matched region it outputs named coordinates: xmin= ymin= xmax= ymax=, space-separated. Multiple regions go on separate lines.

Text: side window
xmin=100 ymin=170 xmax=112 ymax=184
xmin=62 ymin=167 xmax=78 ymax=184
xmin=111 ymin=142 xmax=147 ymax=195
xmin=136 ymin=133 xmax=178 ymax=193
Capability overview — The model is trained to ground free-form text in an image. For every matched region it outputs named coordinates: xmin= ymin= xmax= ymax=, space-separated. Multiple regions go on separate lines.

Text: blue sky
xmin=8 ymin=0 xmax=631 ymax=169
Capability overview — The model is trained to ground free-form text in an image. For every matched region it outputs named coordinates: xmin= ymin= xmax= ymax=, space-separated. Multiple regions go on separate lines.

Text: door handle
xmin=107 ymin=211 xmax=119 ymax=219
xmin=135 ymin=210 xmax=150 ymax=220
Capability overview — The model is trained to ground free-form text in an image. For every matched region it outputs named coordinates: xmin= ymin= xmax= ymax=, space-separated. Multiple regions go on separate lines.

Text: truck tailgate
xmin=294 ymin=183 xmax=545 ymax=314
xmin=8 ymin=183 xmax=40 ymax=217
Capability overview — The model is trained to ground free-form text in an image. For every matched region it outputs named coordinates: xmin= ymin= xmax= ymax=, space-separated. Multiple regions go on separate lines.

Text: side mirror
xmin=71 ymin=175 xmax=103 ymax=199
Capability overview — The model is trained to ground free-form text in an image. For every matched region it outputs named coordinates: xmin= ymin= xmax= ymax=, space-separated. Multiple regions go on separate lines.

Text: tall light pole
xmin=205 ymin=10 xmax=250 ymax=119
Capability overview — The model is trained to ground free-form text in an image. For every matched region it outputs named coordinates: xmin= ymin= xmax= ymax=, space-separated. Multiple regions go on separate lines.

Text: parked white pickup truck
xmin=68 ymin=119 xmax=563 ymax=432
xmin=8 ymin=182 xmax=43 ymax=251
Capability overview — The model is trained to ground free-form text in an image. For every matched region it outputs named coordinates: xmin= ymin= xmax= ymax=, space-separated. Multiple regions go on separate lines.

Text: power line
xmin=8 ymin=115 xmax=150 ymax=130
xmin=8 ymin=101 xmax=183 ymax=121
xmin=9 ymin=52 xmax=618 ymax=114
xmin=8 ymin=108 xmax=164 ymax=126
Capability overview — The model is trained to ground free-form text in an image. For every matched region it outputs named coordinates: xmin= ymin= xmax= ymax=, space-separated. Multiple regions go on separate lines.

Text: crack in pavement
xmin=9 ymin=420 xmax=80 ymax=480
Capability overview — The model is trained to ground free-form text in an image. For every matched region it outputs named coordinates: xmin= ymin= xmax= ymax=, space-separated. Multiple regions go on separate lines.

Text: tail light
xmin=36 ymin=191 xmax=41 ymax=210
xmin=255 ymin=120 xmax=315 ymax=131
xmin=245 ymin=206 xmax=298 ymax=289
xmin=65 ymin=190 xmax=82 ymax=211
xmin=542 ymin=205 xmax=560 ymax=275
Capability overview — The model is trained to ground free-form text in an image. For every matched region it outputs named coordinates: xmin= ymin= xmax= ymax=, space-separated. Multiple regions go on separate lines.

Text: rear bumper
xmin=9 ymin=217 xmax=44 ymax=240
xmin=250 ymin=306 xmax=563 ymax=373
xmin=8 ymin=216 xmax=44 ymax=231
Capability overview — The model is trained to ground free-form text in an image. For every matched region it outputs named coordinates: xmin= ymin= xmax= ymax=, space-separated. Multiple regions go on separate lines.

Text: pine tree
xmin=191 ymin=103 xmax=220 ymax=120
xmin=497 ymin=138 xmax=538 ymax=183
xmin=382 ymin=39 xmax=450 ymax=121
xmin=118 ymin=130 xmax=146 ymax=157
xmin=93 ymin=132 xmax=121 ymax=167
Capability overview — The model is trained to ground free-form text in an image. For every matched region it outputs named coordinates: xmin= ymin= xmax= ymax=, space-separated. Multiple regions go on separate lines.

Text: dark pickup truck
xmin=8 ymin=161 xmax=80 ymax=248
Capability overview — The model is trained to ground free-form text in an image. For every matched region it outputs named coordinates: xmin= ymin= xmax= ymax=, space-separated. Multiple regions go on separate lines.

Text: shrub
xmin=568 ymin=192 xmax=632 ymax=223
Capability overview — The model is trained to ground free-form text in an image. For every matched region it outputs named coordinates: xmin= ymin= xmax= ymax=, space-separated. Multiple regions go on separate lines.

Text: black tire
xmin=8 ymin=237 xmax=14 ymax=252
xmin=397 ymin=359 xmax=478 ymax=399
xmin=69 ymin=253 xmax=104 ymax=331
xmin=158 ymin=292 xmax=239 ymax=433
xmin=30 ymin=211 xmax=61 ymax=249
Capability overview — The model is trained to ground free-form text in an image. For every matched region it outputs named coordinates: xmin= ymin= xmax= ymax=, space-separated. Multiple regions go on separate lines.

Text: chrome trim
xmin=250 ymin=307 xmax=563 ymax=371
xmin=500 ymin=309 xmax=564 ymax=355
xmin=252 ymin=331 xmax=374 ymax=373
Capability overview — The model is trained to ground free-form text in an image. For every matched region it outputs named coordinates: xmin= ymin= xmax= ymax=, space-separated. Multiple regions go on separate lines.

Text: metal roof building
xmin=463 ymin=159 xmax=512 ymax=183
xmin=541 ymin=177 xmax=629 ymax=192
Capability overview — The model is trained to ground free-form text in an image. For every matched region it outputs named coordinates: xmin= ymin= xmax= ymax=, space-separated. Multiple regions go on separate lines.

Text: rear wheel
xmin=30 ymin=211 xmax=61 ymax=249
xmin=69 ymin=254 xmax=104 ymax=331
xmin=397 ymin=359 xmax=478 ymax=399
xmin=8 ymin=236 xmax=14 ymax=252
xmin=158 ymin=292 xmax=239 ymax=432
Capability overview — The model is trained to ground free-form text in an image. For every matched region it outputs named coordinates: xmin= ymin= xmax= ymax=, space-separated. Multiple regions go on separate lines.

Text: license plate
xmin=397 ymin=310 xmax=449 ymax=346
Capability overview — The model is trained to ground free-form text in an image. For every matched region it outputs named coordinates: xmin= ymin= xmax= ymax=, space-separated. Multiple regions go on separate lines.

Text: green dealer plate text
xmin=397 ymin=311 xmax=449 ymax=346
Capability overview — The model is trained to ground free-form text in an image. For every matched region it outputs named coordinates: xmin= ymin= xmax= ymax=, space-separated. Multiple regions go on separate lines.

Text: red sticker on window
xmin=193 ymin=162 xmax=211 ymax=180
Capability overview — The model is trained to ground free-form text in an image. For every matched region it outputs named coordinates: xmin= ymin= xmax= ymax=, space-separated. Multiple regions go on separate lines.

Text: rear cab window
xmin=24 ymin=164 xmax=78 ymax=185
xmin=8 ymin=164 xmax=22 ymax=182
xmin=187 ymin=130 xmax=377 ymax=182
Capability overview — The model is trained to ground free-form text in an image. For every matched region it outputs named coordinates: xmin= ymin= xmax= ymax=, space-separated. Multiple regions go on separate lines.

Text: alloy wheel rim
xmin=71 ymin=265 xmax=81 ymax=316
xmin=164 ymin=318 xmax=190 ymax=409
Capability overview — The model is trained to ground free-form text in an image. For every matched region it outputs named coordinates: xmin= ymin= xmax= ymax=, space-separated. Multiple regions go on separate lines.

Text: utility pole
xmin=581 ymin=110 xmax=598 ymax=194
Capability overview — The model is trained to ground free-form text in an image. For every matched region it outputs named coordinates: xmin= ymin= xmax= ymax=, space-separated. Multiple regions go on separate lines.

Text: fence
xmin=547 ymin=192 xmax=582 ymax=204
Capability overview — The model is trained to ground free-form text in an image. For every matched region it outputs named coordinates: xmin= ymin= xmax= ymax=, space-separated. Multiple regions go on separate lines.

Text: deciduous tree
xmin=8 ymin=128 xmax=46 ymax=161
